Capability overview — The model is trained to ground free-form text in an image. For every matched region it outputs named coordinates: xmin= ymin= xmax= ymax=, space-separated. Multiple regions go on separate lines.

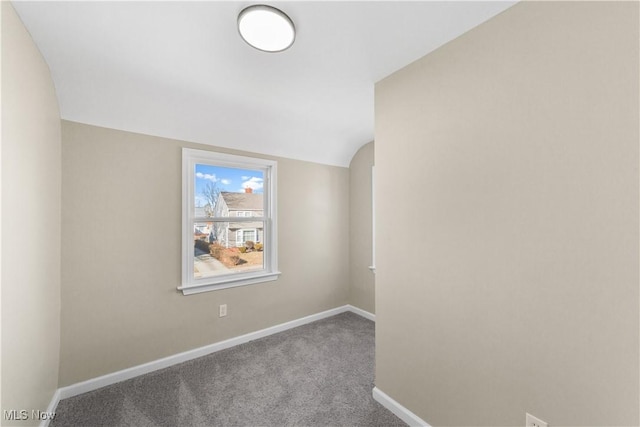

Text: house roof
xmin=221 ymin=192 xmax=263 ymax=211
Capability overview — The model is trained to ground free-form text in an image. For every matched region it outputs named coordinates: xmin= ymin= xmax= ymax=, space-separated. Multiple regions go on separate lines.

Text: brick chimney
xmin=244 ymin=187 xmax=253 ymax=194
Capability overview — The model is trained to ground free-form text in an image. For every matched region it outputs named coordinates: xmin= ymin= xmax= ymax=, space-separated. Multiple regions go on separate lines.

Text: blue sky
xmin=194 ymin=164 xmax=264 ymax=207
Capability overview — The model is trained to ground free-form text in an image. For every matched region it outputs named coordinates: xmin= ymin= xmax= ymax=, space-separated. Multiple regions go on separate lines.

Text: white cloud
xmin=241 ymin=176 xmax=250 ymax=180
xmin=220 ymin=179 xmax=231 ymax=185
xmin=241 ymin=176 xmax=264 ymax=191
xmin=195 ymin=172 xmax=217 ymax=182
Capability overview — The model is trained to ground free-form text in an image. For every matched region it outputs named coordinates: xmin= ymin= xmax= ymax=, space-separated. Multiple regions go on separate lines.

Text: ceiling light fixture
xmin=238 ymin=5 xmax=295 ymax=53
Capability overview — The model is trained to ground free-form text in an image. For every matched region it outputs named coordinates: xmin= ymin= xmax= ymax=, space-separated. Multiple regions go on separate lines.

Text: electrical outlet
xmin=219 ymin=304 xmax=227 ymax=317
xmin=526 ymin=413 xmax=548 ymax=427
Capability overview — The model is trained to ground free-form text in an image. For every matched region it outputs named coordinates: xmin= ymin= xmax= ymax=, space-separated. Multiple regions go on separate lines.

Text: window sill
xmin=178 ymin=271 xmax=281 ymax=295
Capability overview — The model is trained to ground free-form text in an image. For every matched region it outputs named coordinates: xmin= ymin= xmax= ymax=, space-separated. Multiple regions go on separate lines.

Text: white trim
xmin=346 ymin=304 xmax=375 ymax=321
xmin=39 ymin=389 xmax=61 ymax=427
xmin=370 ymin=165 xmax=376 ymax=273
xmin=53 ymin=305 xmax=372 ymax=400
xmin=372 ymin=387 xmax=431 ymax=427
xmin=178 ymin=271 xmax=281 ymax=295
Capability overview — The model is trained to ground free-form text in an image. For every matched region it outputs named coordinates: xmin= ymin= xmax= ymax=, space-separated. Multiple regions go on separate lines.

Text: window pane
xmin=194 ymin=221 xmax=265 ymax=279
xmin=194 ymin=164 xmax=264 ymax=218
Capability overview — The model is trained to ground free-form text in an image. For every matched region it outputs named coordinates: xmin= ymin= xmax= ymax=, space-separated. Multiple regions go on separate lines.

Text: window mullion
xmin=194 ymin=217 xmax=266 ymax=222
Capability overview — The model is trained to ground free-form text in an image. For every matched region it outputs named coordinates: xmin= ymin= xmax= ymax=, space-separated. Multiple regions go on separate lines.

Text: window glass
xmin=181 ymin=149 xmax=278 ymax=295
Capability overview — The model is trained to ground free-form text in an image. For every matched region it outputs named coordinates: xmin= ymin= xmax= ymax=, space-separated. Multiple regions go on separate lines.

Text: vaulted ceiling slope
xmin=13 ymin=1 xmax=515 ymax=167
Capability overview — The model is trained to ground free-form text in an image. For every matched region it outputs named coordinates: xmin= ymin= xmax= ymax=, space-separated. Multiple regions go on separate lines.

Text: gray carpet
xmin=51 ymin=312 xmax=405 ymax=426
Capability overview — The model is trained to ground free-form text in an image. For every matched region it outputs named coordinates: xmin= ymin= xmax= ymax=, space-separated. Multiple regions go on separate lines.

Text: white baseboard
xmin=39 ymin=389 xmax=61 ymax=427
xmin=372 ymin=386 xmax=431 ymax=427
xmin=47 ymin=304 xmax=374 ymax=412
xmin=346 ymin=304 xmax=376 ymax=321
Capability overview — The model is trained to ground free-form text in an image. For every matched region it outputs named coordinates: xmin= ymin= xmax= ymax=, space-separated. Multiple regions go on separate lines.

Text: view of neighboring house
xmin=193 ymin=206 xmax=213 ymax=241
xmin=213 ymin=188 xmax=264 ymax=247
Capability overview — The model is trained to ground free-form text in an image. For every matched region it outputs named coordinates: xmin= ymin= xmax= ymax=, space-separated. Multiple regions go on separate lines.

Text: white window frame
xmin=179 ymin=148 xmax=279 ymax=295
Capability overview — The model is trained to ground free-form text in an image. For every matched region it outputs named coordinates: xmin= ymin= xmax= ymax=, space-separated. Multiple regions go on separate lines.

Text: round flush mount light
xmin=238 ymin=5 xmax=295 ymax=53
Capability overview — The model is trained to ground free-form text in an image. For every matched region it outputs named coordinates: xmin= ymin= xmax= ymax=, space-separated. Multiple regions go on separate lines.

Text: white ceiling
xmin=13 ymin=1 xmax=516 ymax=167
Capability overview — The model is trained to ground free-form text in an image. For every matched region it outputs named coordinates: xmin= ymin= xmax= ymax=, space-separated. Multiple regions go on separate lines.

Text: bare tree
xmin=202 ymin=182 xmax=220 ymax=217
xmin=202 ymin=181 xmax=223 ymax=244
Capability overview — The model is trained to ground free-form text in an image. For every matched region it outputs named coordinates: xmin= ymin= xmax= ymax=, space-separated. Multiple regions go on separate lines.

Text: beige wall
xmin=375 ymin=2 xmax=639 ymax=426
xmin=349 ymin=141 xmax=375 ymax=314
xmin=60 ymin=121 xmax=349 ymax=386
xmin=1 ymin=2 xmax=62 ymax=425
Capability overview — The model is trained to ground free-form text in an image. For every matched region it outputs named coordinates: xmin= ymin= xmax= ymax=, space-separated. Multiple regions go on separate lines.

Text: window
xmin=180 ymin=148 xmax=279 ymax=295
xmin=236 ymin=229 xmax=257 ymax=247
